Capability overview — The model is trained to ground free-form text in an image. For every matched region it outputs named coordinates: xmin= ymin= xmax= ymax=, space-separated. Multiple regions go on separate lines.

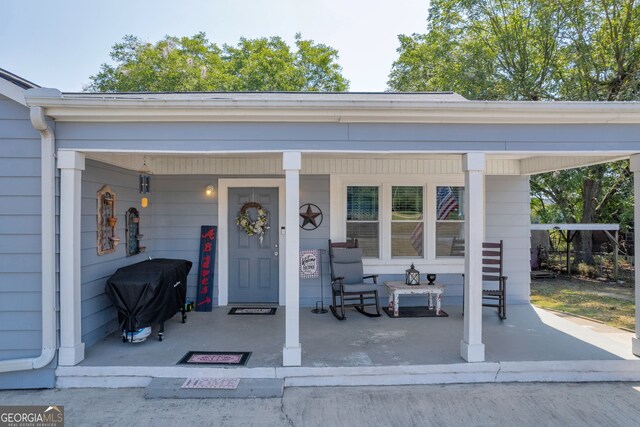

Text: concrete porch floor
xmin=58 ymin=304 xmax=640 ymax=388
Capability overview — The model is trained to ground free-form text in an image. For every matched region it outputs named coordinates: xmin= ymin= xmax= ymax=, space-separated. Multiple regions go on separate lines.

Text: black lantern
xmin=405 ymin=263 xmax=420 ymax=286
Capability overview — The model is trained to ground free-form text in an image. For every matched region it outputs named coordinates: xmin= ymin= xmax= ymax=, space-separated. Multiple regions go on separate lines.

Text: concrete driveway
xmin=2 ymin=382 xmax=640 ymax=426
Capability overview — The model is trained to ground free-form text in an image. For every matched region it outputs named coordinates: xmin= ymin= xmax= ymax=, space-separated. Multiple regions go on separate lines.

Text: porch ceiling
xmin=84 ymin=152 xmax=628 ymax=176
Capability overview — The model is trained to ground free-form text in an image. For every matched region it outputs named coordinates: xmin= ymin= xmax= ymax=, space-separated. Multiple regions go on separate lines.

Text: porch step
xmin=145 ymin=377 xmax=284 ymax=399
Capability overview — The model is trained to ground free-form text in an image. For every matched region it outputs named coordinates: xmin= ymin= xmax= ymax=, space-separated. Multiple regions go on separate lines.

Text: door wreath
xmin=235 ymin=202 xmax=270 ymax=244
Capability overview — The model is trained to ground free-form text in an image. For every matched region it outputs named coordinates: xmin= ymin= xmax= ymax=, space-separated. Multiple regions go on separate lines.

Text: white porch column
xmin=630 ymin=154 xmax=640 ymax=357
xmin=57 ymin=151 xmax=85 ymax=366
xmin=283 ymin=151 xmax=302 ymax=366
xmin=460 ymin=152 xmax=486 ymax=362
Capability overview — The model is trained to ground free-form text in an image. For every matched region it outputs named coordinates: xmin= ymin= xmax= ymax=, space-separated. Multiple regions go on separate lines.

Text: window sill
xmin=362 ymin=258 xmax=464 ymax=275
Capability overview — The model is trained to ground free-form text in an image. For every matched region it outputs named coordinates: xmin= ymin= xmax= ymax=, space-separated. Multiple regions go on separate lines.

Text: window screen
xmin=391 ymin=186 xmax=424 ymax=257
xmin=346 ymin=186 xmax=379 ymax=257
xmin=436 ymin=186 xmax=465 ymax=257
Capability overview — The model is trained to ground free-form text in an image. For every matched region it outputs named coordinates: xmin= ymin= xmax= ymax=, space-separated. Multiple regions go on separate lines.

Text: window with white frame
xmin=346 ymin=186 xmax=379 ymax=257
xmin=391 ymin=186 xmax=424 ymax=258
xmin=342 ymin=181 xmax=465 ymax=262
xmin=435 ymin=186 xmax=465 ymax=258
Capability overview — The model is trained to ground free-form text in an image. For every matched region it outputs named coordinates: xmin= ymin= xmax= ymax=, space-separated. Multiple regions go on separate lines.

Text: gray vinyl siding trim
xmin=0 ymin=93 xmax=55 ymax=389
xmin=56 ymin=122 xmax=640 ymax=153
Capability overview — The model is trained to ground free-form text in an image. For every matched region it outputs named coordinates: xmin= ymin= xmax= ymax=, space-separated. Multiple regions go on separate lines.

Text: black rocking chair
xmin=328 ymin=239 xmax=381 ymax=320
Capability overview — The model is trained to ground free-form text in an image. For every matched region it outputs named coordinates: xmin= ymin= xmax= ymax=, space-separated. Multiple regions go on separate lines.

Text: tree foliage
xmin=389 ymin=0 xmax=640 ymax=101
xmin=87 ymin=33 xmax=349 ymax=92
xmin=389 ymin=0 xmax=640 ymax=263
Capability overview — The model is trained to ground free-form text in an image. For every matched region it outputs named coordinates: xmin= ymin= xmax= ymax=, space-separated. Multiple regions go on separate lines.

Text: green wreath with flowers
xmin=235 ymin=202 xmax=270 ymax=244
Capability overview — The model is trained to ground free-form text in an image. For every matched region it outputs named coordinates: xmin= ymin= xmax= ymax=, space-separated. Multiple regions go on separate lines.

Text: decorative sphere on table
xmin=426 ymin=273 xmax=436 ymax=285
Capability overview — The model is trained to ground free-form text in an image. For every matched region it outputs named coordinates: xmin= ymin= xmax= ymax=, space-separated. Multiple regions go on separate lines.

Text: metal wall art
xmin=299 ymin=203 xmax=323 ymax=230
xmin=97 ymin=185 xmax=119 ymax=255
xmin=126 ymin=207 xmax=144 ymax=256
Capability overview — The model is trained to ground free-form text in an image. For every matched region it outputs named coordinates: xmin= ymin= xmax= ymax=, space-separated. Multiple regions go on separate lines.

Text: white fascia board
xmin=0 ymin=78 xmax=27 ymax=106
xmin=23 ymin=90 xmax=640 ymax=124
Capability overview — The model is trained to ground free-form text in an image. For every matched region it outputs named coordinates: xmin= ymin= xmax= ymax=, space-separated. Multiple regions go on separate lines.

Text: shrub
xmin=576 ymin=262 xmax=598 ymax=278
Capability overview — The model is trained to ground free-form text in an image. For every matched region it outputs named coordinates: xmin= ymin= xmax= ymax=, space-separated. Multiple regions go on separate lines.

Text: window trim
xmin=390 ymin=185 xmax=425 ymax=259
xmin=331 ymin=174 xmax=465 ymax=274
xmin=435 ymin=186 xmax=466 ymax=259
xmin=345 ymin=185 xmax=380 ymax=258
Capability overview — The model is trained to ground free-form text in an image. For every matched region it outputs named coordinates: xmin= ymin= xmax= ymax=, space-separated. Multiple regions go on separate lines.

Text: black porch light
xmin=405 ymin=263 xmax=420 ymax=286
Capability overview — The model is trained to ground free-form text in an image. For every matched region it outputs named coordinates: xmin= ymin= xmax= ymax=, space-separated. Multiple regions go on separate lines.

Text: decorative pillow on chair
xmin=332 ymin=247 xmax=364 ymax=285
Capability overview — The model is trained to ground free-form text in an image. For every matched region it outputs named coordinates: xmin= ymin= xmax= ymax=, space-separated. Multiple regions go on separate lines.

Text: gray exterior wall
xmin=299 ymin=176 xmax=330 ymax=307
xmin=80 ymin=160 xmax=154 ymax=348
xmin=78 ymin=172 xmax=333 ymax=331
xmin=56 ymin=122 xmax=640 ymax=153
xmin=0 ymin=94 xmax=55 ymax=389
xmin=77 ymin=167 xmax=532 ymax=352
xmin=152 ymin=175 xmax=217 ymax=304
xmin=485 ymin=175 xmax=531 ymax=304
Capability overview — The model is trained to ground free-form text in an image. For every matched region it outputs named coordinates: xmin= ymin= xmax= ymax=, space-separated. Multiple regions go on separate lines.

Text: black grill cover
xmin=105 ymin=259 xmax=192 ymax=331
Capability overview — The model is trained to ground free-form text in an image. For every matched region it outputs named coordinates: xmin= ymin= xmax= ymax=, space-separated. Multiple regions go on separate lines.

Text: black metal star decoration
xmin=299 ymin=203 xmax=323 ymax=230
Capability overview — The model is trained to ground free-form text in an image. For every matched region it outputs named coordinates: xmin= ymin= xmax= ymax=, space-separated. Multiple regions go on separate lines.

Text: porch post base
xmin=283 ymin=345 xmax=302 ymax=366
xmin=460 ymin=340 xmax=485 ymax=363
xmin=58 ymin=343 xmax=85 ymax=366
xmin=632 ymin=337 xmax=640 ymax=357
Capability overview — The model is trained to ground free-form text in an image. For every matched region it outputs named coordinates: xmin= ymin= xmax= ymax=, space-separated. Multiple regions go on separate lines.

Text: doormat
xmin=181 ymin=378 xmax=240 ymax=389
xmin=383 ymin=307 xmax=449 ymax=318
xmin=177 ymin=351 xmax=252 ymax=366
xmin=228 ymin=307 xmax=277 ymax=315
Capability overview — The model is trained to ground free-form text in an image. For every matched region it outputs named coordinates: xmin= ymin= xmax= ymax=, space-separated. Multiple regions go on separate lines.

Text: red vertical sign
xmin=196 ymin=225 xmax=217 ymax=311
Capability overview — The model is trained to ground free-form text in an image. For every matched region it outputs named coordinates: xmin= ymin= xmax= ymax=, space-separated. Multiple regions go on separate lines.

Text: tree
xmin=389 ymin=0 xmax=640 ymax=264
xmin=87 ymin=33 xmax=349 ymax=92
xmin=389 ymin=0 xmax=640 ymax=101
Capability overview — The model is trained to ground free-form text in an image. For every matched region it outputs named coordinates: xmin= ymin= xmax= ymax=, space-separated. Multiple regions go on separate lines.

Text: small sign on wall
xmin=196 ymin=225 xmax=217 ymax=311
xmin=299 ymin=249 xmax=320 ymax=279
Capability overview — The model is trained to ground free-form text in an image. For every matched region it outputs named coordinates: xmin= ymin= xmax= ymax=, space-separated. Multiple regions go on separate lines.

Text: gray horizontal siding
xmin=0 ymin=215 xmax=40 ymax=234
xmin=57 ymin=122 xmax=348 ymax=141
xmin=0 ymin=313 xmax=42 ymax=336
xmin=80 ymin=159 xmax=153 ymax=348
xmin=0 ymin=197 xmax=41 ymax=215
xmin=0 ymin=92 xmax=53 ymax=389
xmin=153 ymin=175 xmax=217 ymax=304
xmin=0 ymin=92 xmax=55 ymax=390
xmin=485 ymin=175 xmax=531 ymax=304
xmin=299 ymin=176 xmax=331 ymax=307
xmin=0 ymin=292 xmax=42 ymax=311
xmin=0 ymin=234 xmax=41 ymax=253
xmin=56 ymin=122 xmax=640 ymax=152
xmin=0 ymin=273 xmax=43 ymax=292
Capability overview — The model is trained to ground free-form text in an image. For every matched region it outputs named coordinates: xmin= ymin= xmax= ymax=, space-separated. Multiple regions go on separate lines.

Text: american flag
xmin=437 ymin=187 xmax=459 ymax=220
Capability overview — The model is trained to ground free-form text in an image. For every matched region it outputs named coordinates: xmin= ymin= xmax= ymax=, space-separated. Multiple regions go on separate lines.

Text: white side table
xmin=383 ymin=281 xmax=444 ymax=317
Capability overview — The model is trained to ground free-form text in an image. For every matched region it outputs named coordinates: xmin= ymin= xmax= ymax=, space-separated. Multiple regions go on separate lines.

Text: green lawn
xmin=530 ymin=277 xmax=635 ymax=331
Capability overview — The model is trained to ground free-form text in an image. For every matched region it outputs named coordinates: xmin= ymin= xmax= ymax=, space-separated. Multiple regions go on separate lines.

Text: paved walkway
xmin=3 ymin=382 xmax=640 ymax=426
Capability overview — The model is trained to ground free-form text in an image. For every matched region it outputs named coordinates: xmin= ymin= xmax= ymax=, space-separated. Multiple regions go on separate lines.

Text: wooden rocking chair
xmin=462 ymin=240 xmax=508 ymax=320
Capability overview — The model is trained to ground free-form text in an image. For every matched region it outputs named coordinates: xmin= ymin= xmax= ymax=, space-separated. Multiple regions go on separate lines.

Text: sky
xmin=1 ymin=0 xmax=430 ymax=92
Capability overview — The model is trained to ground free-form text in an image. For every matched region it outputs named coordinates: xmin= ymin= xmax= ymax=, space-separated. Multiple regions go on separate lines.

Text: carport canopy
xmin=530 ymin=223 xmax=620 ymax=280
